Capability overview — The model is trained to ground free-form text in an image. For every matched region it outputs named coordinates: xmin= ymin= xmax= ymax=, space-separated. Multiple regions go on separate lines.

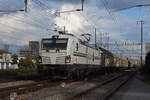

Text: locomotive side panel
xmin=72 ymin=42 xmax=87 ymax=64
xmin=73 ymin=43 xmax=101 ymax=65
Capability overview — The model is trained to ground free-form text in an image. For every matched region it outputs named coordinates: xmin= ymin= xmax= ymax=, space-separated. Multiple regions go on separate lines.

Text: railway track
xmin=0 ymin=80 xmax=74 ymax=100
xmin=66 ymin=71 xmax=135 ymax=100
xmin=0 ymin=71 xmax=134 ymax=100
xmin=0 ymin=79 xmax=17 ymax=84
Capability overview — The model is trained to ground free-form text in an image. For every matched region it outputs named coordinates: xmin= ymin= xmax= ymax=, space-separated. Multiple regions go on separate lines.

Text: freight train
xmin=38 ymin=31 xmax=128 ymax=79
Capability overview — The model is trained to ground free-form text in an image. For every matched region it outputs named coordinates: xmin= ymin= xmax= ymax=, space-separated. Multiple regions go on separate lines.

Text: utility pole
xmin=99 ymin=32 xmax=103 ymax=47
xmin=24 ymin=0 xmax=28 ymax=12
xmin=137 ymin=20 xmax=144 ymax=66
xmin=95 ymin=28 xmax=97 ymax=47
xmin=81 ymin=0 xmax=85 ymax=11
xmin=107 ymin=33 xmax=109 ymax=50
xmin=104 ymin=32 xmax=109 ymax=50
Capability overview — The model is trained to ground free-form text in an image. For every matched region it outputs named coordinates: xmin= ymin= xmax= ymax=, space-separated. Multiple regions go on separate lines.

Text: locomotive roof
xmin=43 ymin=32 xmax=99 ymax=50
xmin=99 ymin=47 xmax=113 ymax=56
xmin=43 ymin=31 xmax=77 ymax=39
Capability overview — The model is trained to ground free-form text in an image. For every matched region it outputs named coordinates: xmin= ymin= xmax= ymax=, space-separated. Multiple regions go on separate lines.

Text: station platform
xmin=110 ymin=74 xmax=150 ymax=100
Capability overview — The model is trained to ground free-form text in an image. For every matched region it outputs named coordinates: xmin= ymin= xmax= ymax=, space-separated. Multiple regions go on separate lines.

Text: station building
xmin=19 ymin=41 xmax=39 ymax=59
xmin=0 ymin=49 xmax=12 ymax=69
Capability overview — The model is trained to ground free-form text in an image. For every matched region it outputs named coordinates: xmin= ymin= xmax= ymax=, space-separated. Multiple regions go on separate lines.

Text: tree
xmin=22 ymin=57 xmax=33 ymax=68
xmin=12 ymin=54 xmax=18 ymax=64
xmin=19 ymin=58 xmax=24 ymax=67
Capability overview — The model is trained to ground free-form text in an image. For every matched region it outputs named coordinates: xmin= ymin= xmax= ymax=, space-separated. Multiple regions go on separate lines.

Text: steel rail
xmin=66 ymin=71 xmax=135 ymax=100
xmin=0 ymin=80 xmax=74 ymax=99
xmin=0 ymin=79 xmax=17 ymax=84
xmin=103 ymin=72 xmax=135 ymax=100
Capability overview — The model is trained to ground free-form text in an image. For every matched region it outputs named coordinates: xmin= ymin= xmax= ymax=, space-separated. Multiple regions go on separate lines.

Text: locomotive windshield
xmin=42 ymin=38 xmax=68 ymax=50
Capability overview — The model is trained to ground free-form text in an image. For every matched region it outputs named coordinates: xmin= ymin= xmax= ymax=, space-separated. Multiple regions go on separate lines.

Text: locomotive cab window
xmin=76 ymin=43 xmax=79 ymax=51
xmin=42 ymin=38 xmax=68 ymax=50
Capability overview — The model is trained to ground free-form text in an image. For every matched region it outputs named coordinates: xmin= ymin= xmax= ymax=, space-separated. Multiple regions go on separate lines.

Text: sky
xmin=0 ymin=0 xmax=150 ymax=57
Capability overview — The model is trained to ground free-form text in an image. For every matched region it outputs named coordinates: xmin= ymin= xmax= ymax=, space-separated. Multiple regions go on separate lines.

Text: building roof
xmin=0 ymin=49 xmax=10 ymax=54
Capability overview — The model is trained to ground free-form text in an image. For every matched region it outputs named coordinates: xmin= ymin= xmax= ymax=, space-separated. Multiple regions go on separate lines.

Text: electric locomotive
xmin=38 ymin=31 xmax=102 ymax=79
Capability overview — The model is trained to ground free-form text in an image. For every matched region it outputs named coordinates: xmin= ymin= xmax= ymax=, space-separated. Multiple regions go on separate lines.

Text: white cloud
xmin=0 ymin=1 xmax=54 ymax=46
xmin=53 ymin=4 xmax=90 ymax=36
xmin=52 ymin=3 xmax=142 ymax=44
xmin=0 ymin=13 xmax=42 ymax=45
xmin=0 ymin=0 xmax=149 ymax=56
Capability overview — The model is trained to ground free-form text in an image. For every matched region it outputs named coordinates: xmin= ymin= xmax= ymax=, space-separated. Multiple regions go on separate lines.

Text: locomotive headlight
xmin=65 ymin=56 xmax=71 ymax=63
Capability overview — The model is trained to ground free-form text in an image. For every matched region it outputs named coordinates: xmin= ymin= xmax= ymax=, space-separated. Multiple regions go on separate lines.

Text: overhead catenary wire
xmin=0 ymin=1 xmax=55 ymax=32
xmin=30 ymin=0 xmax=57 ymax=29
xmin=114 ymin=3 xmax=150 ymax=12
xmin=0 ymin=30 xmax=44 ymax=47
xmin=51 ymin=0 xmax=88 ymax=35
xmin=0 ymin=17 xmax=48 ymax=32
xmin=101 ymin=0 xmax=123 ymax=33
xmin=0 ymin=2 xmax=53 ymax=31
xmin=0 ymin=0 xmax=141 ymax=55
xmin=0 ymin=21 xmax=46 ymax=39
xmin=31 ymin=0 xmax=54 ymax=14
xmin=0 ymin=0 xmax=28 ymax=13
xmin=0 ymin=32 xmax=36 ymax=42
xmin=100 ymin=0 xmax=141 ymax=55
xmin=8 ymin=15 xmax=49 ymax=30
xmin=0 ymin=14 xmax=54 ymax=45
xmin=77 ymin=8 xmax=114 ymax=49
xmin=0 ymin=0 xmax=58 ymax=47
xmin=78 ymin=11 xmax=116 ymax=49
xmin=25 ymin=2 xmax=57 ymax=30
xmin=0 ymin=9 xmax=24 ymax=12
xmin=0 ymin=27 xmax=44 ymax=45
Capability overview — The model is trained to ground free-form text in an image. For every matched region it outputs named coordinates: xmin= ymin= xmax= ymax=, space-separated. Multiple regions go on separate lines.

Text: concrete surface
xmin=110 ymin=75 xmax=150 ymax=100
